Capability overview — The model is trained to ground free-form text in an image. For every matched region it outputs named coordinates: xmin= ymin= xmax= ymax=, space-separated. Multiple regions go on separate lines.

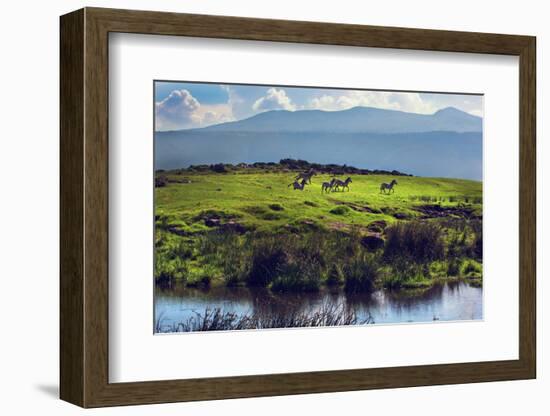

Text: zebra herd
xmin=288 ymin=170 xmax=398 ymax=194
xmin=321 ymin=177 xmax=353 ymax=193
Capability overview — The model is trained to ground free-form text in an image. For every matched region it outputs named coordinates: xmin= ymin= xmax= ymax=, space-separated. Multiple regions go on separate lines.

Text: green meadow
xmin=154 ymin=165 xmax=483 ymax=293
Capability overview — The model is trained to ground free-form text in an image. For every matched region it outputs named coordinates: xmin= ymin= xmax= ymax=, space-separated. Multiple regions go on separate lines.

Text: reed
xmin=156 ymin=303 xmax=374 ymax=332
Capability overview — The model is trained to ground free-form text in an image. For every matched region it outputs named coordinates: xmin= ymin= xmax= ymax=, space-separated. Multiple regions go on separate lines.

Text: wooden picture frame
xmin=60 ymin=7 xmax=536 ymax=408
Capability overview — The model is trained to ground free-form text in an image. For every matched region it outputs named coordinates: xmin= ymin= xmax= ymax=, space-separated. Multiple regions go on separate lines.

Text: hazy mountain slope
xmin=155 ymin=106 xmax=483 ymax=180
xmin=188 ymin=106 xmax=482 ymax=134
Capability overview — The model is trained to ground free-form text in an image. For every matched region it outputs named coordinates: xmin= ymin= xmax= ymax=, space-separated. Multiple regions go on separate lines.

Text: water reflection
xmin=155 ymin=280 xmax=482 ymax=332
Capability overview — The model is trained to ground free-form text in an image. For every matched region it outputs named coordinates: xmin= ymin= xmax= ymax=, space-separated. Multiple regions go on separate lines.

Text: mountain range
xmin=196 ymin=106 xmax=482 ymax=134
xmin=155 ymin=106 xmax=483 ymax=180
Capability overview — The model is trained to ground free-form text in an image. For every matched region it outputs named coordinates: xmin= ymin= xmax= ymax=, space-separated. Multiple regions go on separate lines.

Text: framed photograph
xmin=60 ymin=7 xmax=536 ymax=408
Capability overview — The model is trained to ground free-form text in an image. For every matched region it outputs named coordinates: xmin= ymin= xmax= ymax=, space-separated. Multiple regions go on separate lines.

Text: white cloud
xmin=252 ymin=88 xmax=296 ymax=112
xmin=155 ymin=89 xmax=201 ymax=131
xmin=221 ymin=85 xmax=251 ymax=120
xmin=308 ymin=94 xmax=339 ymax=110
xmin=155 ymin=89 xmax=234 ymax=131
xmin=308 ymin=91 xmax=437 ymax=114
xmin=200 ymin=106 xmax=234 ymax=125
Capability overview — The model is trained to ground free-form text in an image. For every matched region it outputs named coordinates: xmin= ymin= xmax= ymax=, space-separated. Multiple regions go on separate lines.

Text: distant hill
xmin=189 ymin=106 xmax=482 ymax=134
xmin=155 ymin=106 xmax=483 ymax=180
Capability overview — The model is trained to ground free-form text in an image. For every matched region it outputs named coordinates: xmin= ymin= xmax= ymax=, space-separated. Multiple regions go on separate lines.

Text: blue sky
xmin=154 ymin=81 xmax=483 ymax=132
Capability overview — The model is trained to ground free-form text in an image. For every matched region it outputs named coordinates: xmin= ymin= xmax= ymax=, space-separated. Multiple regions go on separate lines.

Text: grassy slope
xmin=156 ymin=170 xmax=482 ymax=234
xmin=154 ymin=169 xmax=482 ymax=290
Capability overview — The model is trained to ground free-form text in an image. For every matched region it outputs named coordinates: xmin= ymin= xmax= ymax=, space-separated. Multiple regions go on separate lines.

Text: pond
xmin=154 ymin=281 xmax=482 ymax=332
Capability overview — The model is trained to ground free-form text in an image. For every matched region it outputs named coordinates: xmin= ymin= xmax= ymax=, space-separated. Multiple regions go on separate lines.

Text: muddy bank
xmin=414 ymin=204 xmax=481 ymax=220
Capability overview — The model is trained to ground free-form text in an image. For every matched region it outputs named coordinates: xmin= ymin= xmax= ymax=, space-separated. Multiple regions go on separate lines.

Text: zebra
xmin=333 ymin=177 xmax=352 ymax=192
xmin=295 ymin=170 xmax=316 ymax=184
xmin=380 ymin=179 xmax=398 ymax=194
xmin=288 ymin=178 xmax=308 ymax=190
xmin=321 ymin=178 xmax=336 ymax=193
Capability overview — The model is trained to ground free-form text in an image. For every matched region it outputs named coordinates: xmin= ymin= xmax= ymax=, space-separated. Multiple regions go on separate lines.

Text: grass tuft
xmin=268 ymin=203 xmax=285 ymax=211
xmin=384 ymin=221 xmax=444 ymax=263
xmin=330 ymin=206 xmax=350 ymax=215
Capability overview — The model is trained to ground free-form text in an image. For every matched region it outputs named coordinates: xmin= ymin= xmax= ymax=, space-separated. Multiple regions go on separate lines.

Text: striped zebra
xmin=295 ymin=170 xmax=316 ymax=184
xmin=321 ymin=178 xmax=336 ymax=193
xmin=380 ymin=179 xmax=398 ymax=194
xmin=288 ymin=178 xmax=308 ymax=190
xmin=333 ymin=177 xmax=352 ymax=192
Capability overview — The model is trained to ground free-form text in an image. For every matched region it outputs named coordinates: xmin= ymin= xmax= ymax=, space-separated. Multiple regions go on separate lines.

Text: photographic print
xmin=154 ymin=81 xmax=483 ymax=333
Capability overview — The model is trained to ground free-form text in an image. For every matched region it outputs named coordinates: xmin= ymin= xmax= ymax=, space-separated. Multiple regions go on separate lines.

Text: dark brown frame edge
xmin=60 ymin=7 xmax=536 ymax=408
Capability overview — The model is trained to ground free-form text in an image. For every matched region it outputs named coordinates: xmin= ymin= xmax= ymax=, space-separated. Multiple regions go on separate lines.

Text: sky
xmin=154 ymin=81 xmax=483 ymax=132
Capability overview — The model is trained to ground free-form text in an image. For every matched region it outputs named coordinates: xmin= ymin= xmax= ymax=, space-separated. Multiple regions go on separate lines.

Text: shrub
xmin=462 ymin=260 xmax=482 ymax=277
xmin=361 ymin=235 xmax=385 ymax=251
xmin=326 ymin=264 xmax=345 ymax=287
xmin=245 ymin=232 xmax=343 ymax=290
xmin=201 ymin=275 xmax=212 ymax=286
xmin=429 ymin=260 xmax=448 ymax=278
xmin=382 ymin=275 xmax=402 ymax=290
xmin=246 ymin=238 xmax=288 ymax=287
xmin=195 ymin=231 xmax=251 ymax=286
xmin=154 ymin=255 xmax=187 ymax=283
xmin=382 ymin=258 xmax=426 ymax=289
xmin=170 ymin=239 xmax=194 ymax=260
xmin=330 ymin=206 xmax=350 ymax=215
xmin=344 ymin=254 xmax=378 ymax=293
xmin=185 ymin=264 xmax=218 ymax=288
xmin=447 ymin=259 xmax=460 ymax=276
xmin=472 ymin=230 xmax=483 ymax=260
xmin=270 ymin=261 xmax=322 ymax=293
xmin=220 ymin=244 xmax=250 ymax=286
xmin=447 ymin=231 xmax=465 ymax=258
xmin=384 ymin=221 xmax=444 ymax=263
xmin=446 ymin=219 xmax=482 ymax=260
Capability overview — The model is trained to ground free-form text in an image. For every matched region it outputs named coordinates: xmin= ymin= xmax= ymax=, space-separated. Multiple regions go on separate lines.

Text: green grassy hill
xmin=156 ymin=170 xmax=481 ymax=233
xmin=155 ymin=168 xmax=482 ymax=291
